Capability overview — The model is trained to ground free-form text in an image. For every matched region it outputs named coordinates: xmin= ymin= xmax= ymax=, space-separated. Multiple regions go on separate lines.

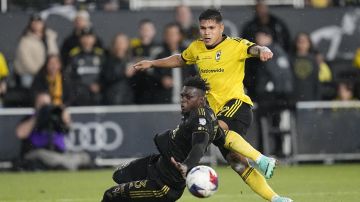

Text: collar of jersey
xmin=205 ymin=34 xmax=228 ymax=50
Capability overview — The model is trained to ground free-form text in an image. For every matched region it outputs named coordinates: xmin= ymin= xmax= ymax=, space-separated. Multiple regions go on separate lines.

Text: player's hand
xmin=132 ymin=60 xmax=153 ymax=71
xmin=171 ymin=157 xmax=188 ymax=179
xmin=259 ymin=46 xmax=273 ymax=62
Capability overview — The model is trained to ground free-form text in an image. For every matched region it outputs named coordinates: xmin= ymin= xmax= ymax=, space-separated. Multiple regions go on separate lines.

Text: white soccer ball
xmin=186 ymin=165 xmax=218 ymax=198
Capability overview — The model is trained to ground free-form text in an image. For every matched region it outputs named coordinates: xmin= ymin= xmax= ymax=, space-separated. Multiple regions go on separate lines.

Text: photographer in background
xmin=15 ymin=91 xmax=90 ymax=170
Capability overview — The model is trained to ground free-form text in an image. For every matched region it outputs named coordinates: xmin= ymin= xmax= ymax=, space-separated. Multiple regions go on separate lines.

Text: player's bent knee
xmin=230 ymin=162 xmax=246 ymax=173
xmin=112 ymin=169 xmax=129 ymax=184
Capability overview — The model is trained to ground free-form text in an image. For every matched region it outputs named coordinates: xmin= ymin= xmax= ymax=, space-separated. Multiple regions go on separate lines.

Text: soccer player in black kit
xmin=102 ymin=76 xmax=223 ymax=202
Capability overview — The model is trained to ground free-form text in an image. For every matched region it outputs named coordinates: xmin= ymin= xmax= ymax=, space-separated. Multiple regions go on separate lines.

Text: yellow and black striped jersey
xmin=181 ymin=36 xmax=255 ymax=114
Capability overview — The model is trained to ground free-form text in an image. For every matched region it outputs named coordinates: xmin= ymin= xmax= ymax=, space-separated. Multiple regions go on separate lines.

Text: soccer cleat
xmin=271 ymin=195 xmax=293 ymax=202
xmin=257 ymin=155 xmax=276 ymax=179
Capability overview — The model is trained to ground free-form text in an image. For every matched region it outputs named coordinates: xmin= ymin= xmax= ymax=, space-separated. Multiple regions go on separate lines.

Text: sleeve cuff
xmin=247 ymin=44 xmax=257 ymax=55
xmin=180 ymin=54 xmax=187 ymax=63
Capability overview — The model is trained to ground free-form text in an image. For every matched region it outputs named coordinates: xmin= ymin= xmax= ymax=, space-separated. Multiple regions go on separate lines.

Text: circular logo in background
xmin=66 ymin=121 xmax=124 ymax=151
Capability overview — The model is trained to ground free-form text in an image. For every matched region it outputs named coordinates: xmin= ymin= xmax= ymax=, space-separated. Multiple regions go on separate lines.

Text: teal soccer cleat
xmin=272 ymin=195 xmax=293 ymax=202
xmin=257 ymin=155 xmax=276 ymax=179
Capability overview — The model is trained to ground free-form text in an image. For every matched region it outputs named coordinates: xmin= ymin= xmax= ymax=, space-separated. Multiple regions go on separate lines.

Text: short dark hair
xmin=164 ymin=22 xmax=181 ymax=32
xmin=199 ymin=9 xmax=222 ymax=23
xmin=183 ymin=76 xmax=210 ymax=92
xmin=139 ymin=19 xmax=154 ymax=27
xmin=79 ymin=27 xmax=95 ymax=37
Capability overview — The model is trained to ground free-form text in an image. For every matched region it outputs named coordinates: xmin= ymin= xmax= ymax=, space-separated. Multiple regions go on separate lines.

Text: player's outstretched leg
xmin=224 ymin=130 xmax=276 ymax=179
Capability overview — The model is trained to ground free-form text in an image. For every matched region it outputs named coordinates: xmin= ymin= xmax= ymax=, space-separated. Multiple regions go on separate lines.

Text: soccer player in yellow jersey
xmin=133 ymin=9 xmax=293 ymax=202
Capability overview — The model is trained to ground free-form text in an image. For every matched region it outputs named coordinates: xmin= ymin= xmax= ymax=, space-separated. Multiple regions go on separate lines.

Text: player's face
xmin=180 ymin=86 xmax=204 ymax=114
xmin=199 ymin=19 xmax=224 ymax=47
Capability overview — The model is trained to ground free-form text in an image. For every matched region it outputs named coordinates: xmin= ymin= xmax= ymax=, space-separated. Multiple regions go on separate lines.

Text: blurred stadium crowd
xmin=1 ymin=0 xmax=360 ymax=169
xmin=1 ymin=0 xmax=360 ymax=108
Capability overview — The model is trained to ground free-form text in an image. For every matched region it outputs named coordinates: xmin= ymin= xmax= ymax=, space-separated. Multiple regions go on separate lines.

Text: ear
xmin=199 ymin=96 xmax=206 ymax=105
xmin=220 ymin=23 xmax=225 ymax=33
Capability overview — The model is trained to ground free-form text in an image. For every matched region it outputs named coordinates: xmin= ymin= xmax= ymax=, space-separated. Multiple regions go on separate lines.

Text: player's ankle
xmin=255 ymin=154 xmax=264 ymax=164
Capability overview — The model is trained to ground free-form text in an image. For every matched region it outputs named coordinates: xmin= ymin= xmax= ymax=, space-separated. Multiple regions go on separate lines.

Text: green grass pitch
xmin=0 ymin=164 xmax=359 ymax=201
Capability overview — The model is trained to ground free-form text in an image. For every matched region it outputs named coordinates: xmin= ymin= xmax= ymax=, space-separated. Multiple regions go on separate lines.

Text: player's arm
xmin=171 ymin=131 xmax=210 ymax=179
xmin=248 ymin=45 xmax=273 ymax=62
xmin=133 ymin=54 xmax=185 ymax=71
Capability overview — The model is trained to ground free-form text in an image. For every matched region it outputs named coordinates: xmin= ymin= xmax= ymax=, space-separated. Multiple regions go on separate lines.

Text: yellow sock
xmin=241 ymin=167 xmax=277 ymax=201
xmin=224 ymin=130 xmax=261 ymax=162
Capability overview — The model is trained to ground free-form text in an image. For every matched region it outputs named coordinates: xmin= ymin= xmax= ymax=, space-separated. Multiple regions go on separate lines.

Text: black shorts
xmin=103 ymin=155 xmax=183 ymax=202
xmin=216 ymin=99 xmax=253 ymax=136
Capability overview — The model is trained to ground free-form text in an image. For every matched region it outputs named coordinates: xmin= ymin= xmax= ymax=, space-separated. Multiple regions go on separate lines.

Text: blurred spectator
xmin=291 ymin=32 xmax=331 ymax=101
xmin=241 ymin=0 xmax=291 ymax=51
xmin=353 ymin=47 xmax=360 ymax=69
xmin=66 ymin=27 xmax=104 ymax=106
xmin=336 ymin=80 xmax=356 ymax=101
xmin=99 ymin=0 xmax=119 ymax=11
xmin=174 ymin=5 xmax=199 ymax=46
xmin=14 ymin=13 xmax=59 ymax=89
xmin=153 ymin=23 xmax=197 ymax=104
xmin=253 ymin=29 xmax=293 ymax=157
xmin=31 ymin=55 xmax=73 ymax=106
xmin=131 ymin=19 xmax=160 ymax=60
xmin=316 ymin=52 xmax=332 ymax=82
xmin=306 ymin=0 xmax=332 ymax=8
xmin=130 ymin=19 xmax=161 ymax=104
xmin=333 ymin=0 xmax=360 ymax=6
xmin=11 ymin=0 xmax=61 ymax=11
xmin=254 ymin=29 xmax=294 ymax=106
xmin=40 ymin=0 xmax=77 ymax=21
xmin=60 ymin=10 xmax=103 ymax=66
xmin=15 ymin=91 xmax=90 ymax=170
xmin=96 ymin=0 xmax=130 ymax=11
xmin=100 ymin=33 xmax=134 ymax=105
xmin=0 ymin=52 xmax=9 ymax=107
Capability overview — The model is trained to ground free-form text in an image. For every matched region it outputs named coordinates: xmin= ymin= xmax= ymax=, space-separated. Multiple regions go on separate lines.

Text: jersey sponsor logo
xmin=199 ymin=118 xmax=207 ymax=125
xmin=66 ymin=121 xmax=124 ymax=151
xmin=215 ymin=50 xmax=221 ymax=61
xmin=199 ymin=68 xmax=224 ymax=74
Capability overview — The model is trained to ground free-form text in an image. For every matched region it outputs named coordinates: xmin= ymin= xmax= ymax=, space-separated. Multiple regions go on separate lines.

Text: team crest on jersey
xmin=199 ymin=118 xmax=207 ymax=125
xmin=215 ymin=50 xmax=221 ymax=61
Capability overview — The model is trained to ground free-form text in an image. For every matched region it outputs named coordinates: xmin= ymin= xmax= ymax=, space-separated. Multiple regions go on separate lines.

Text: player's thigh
xmin=217 ymin=99 xmax=253 ymax=136
xmin=113 ymin=154 xmax=160 ymax=184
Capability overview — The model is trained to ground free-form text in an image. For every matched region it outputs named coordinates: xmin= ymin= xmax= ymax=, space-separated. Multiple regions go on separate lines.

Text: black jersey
xmin=153 ymin=105 xmax=223 ymax=189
